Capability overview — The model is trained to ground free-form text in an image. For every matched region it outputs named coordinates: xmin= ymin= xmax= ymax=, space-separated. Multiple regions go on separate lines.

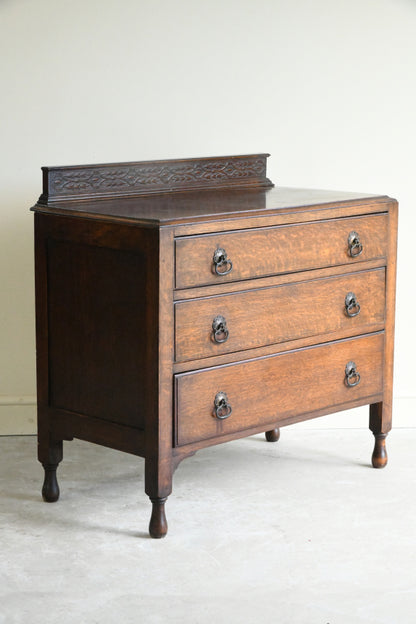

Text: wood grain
xmin=33 ymin=155 xmax=397 ymax=538
xmin=175 ymin=268 xmax=385 ymax=362
xmin=173 ymin=257 xmax=386 ymax=301
xmin=369 ymin=199 xmax=398 ymax=438
xmin=175 ymin=333 xmax=384 ymax=446
xmin=175 ymin=213 xmax=388 ymax=288
xmin=172 ymin=198 xmax=391 ymax=236
xmin=32 ymin=182 xmax=388 ymax=228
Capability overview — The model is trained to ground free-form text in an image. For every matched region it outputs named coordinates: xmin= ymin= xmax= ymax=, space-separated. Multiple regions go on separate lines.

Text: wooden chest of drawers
xmin=32 ymin=154 xmax=398 ymax=538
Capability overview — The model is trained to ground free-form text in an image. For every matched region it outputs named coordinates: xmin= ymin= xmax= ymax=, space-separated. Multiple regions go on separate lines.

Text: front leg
xmin=149 ymin=497 xmax=168 ymax=538
xmin=145 ymin=456 xmax=172 ymax=539
xmin=369 ymin=402 xmax=389 ymax=469
xmin=371 ymin=433 xmax=388 ymax=469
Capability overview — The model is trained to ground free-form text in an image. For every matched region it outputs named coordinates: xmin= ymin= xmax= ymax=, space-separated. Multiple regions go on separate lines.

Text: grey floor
xmin=1 ymin=427 xmax=415 ymax=624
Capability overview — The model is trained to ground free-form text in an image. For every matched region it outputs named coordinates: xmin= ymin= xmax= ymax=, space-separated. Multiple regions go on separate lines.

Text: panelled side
xmin=35 ymin=213 xmax=159 ymax=457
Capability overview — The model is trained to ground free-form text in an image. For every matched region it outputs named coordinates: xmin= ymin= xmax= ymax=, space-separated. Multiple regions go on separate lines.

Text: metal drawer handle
xmin=348 ymin=231 xmax=363 ymax=257
xmin=213 ymin=247 xmax=233 ymax=276
xmin=213 ymin=392 xmax=232 ymax=420
xmin=345 ymin=292 xmax=361 ymax=317
xmin=345 ymin=361 xmax=361 ymax=387
xmin=212 ymin=315 xmax=229 ymax=343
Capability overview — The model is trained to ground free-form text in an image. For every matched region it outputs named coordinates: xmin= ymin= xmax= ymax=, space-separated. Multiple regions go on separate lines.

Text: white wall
xmin=1 ymin=0 xmax=415 ymax=433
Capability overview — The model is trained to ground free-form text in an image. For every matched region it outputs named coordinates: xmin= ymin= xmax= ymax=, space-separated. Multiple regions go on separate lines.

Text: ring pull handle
xmin=213 ymin=247 xmax=233 ymax=276
xmin=348 ymin=231 xmax=363 ymax=257
xmin=213 ymin=392 xmax=232 ymax=420
xmin=345 ymin=361 xmax=361 ymax=387
xmin=212 ymin=315 xmax=229 ymax=343
xmin=345 ymin=292 xmax=361 ymax=317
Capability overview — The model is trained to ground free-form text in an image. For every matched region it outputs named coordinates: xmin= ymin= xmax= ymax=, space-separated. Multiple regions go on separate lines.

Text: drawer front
xmin=175 ymin=268 xmax=385 ymax=362
xmin=175 ymin=333 xmax=384 ymax=446
xmin=175 ymin=214 xmax=388 ymax=288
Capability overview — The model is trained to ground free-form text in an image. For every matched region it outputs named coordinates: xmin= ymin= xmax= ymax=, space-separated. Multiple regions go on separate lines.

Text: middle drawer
xmin=175 ymin=268 xmax=385 ymax=362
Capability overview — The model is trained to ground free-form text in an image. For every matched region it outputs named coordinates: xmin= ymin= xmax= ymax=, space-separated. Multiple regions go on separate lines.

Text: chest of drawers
xmin=32 ymin=154 xmax=398 ymax=538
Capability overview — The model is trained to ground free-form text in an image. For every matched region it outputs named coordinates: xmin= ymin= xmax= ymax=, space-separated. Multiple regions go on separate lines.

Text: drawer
xmin=175 ymin=268 xmax=385 ymax=362
xmin=175 ymin=213 xmax=388 ymax=288
xmin=175 ymin=333 xmax=384 ymax=446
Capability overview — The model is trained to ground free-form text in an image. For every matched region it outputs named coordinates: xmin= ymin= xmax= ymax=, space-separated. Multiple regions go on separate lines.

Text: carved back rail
xmin=39 ymin=154 xmax=273 ymax=203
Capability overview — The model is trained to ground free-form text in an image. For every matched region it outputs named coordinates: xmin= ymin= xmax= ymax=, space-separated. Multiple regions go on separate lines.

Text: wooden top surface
xmin=32 ymin=155 xmax=390 ymax=225
xmin=32 ymin=185 xmax=388 ymax=225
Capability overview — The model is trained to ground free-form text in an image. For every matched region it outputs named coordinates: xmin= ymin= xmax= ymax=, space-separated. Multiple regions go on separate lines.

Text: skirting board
xmin=0 ymin=397 xmax=36 ymax=435
xmin=0 ymin=396 xmax=414 ymax=435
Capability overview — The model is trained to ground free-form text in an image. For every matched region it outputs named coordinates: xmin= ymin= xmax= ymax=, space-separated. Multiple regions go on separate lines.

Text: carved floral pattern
xmin=47 ymin=157 xmax=269 ymax=199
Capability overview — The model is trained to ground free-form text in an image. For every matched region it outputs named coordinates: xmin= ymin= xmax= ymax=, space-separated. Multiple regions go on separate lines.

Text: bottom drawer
xmin=175 ymin=333 xmax=384 ymax=446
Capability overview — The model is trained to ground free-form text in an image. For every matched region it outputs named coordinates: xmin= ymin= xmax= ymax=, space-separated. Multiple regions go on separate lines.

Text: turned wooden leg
xmin=265 ymin=428 xmax=280 ymax=442
xmin=149 ymin=497 xmax=168 ymax=539
xmin=372 ymin=433 xmax=388 ymax=469
xmin=369 ymin=402 xmax=389 ymax=469
xmin=42 ymin=463 xmax=60 ymax=502
xmin=38 ymin=438 xmax=63 ymax=502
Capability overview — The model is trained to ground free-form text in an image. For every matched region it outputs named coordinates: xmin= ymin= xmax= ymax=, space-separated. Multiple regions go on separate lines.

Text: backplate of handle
xmin=345 ymin=361 xmax=361 ymax=387
xmin=348 ymin=231 xmax=363 ymax=257
xmin=345 ymin=292 xmax=361 ymax=317
xmin=213 ymin=391 xmax=232 ymax=420
xmin=213 ymin=247 xmax=233 ymax=276
xmin=212 ymin=315 xmax=229 ymax=343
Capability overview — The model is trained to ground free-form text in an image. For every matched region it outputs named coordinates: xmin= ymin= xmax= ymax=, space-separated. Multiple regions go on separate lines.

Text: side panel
xmin=47 ymin=239 xmax=146 ymax=428
xmin=35 ymin=213 xmax=158 ymax=457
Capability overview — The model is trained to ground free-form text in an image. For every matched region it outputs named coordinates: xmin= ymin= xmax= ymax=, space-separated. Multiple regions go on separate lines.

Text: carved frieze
xmin=39 ymin=154 xmax=273 ymax=202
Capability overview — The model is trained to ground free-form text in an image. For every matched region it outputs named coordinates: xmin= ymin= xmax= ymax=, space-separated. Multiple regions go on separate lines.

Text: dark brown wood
xmin=368 ymin=200 xmax=398 ymax=435
xmin=368 ymin=200 xmax=397 ymax=466
xmin=40 ymin=438 xmax=63 ymax=502
xmin=52 ymin=407 xmax=145 ymax=456
xmin=371 ymin=432 xmax=388 ymax=469
xmin=32 ymin=186 xmax=389 ymax=229
xmin=144 ymin=228 xmax=175 ymax=527
xmin=175 ymin=213 xmax=388 ymax=288
xmin=149 ymin=498 xmax=168 ymax=538
xmin=34 ymin=212 xmax=161 ymax=529
xmin=32 ymin=155 xmax=397 ymax=538
xmin=39 ymin=154 xmax=273 ymax=203
xmin=34 ymin=214 xmax=65 ymax=486
xmin=42 ymin=464 xmax=60 ymax=502
xmin=265 ymin=428 xmax=280 ymax=443
xmin=47 ymin=238 xmax=147 ymax=427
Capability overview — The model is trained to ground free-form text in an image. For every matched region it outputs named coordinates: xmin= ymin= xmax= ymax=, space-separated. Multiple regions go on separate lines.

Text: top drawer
xmin=175 ymin=213 xmax=388 ymax=289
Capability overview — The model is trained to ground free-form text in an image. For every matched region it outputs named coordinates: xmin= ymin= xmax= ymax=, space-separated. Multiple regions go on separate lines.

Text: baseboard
xmin=0 ymin=396 xmax=36 ymax=435
xmin=0 ymin=396 xmax=414 ymax=435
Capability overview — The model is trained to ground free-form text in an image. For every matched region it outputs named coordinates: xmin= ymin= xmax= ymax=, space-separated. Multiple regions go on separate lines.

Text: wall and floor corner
xmin=1 ymin=0 xmax=415 ymax=435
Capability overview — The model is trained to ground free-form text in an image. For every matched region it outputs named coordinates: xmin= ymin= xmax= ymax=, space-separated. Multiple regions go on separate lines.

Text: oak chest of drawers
xmin=32 ymin=154 xmax=398 ymax=538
